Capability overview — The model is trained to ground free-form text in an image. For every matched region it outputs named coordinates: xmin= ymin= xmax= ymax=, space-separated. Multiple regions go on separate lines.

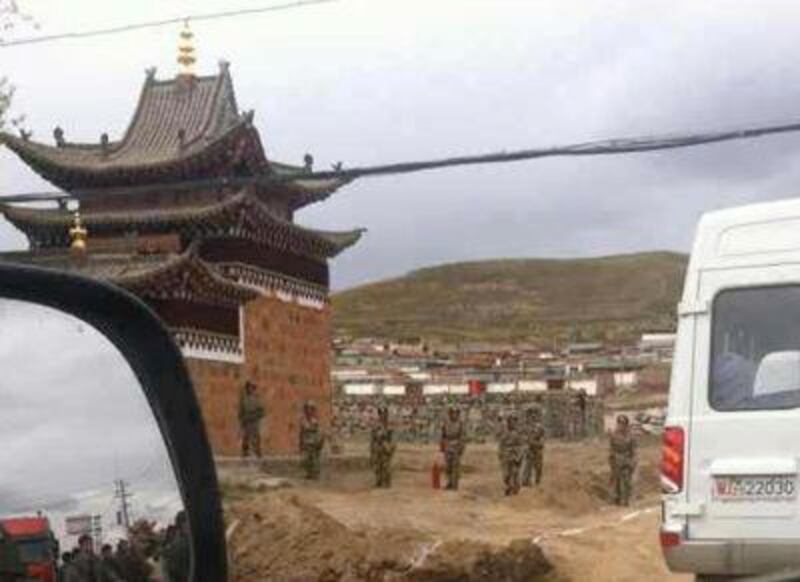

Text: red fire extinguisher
xmin=432 ymin=456 xmax=442 ymax=489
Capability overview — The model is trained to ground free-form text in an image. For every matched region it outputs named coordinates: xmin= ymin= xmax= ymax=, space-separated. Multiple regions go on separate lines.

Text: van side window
xmin=710 ymin=286 xmax=800 ymax=410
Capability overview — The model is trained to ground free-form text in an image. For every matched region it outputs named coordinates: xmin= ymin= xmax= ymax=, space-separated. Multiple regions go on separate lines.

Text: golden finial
xmin=69 ymin=211 xmax=88 ymax=252
xmin=177 ymin=20 xmax=196 ymax=77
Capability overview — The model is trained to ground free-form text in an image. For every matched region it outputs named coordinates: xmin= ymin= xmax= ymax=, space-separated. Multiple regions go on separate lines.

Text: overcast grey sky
xmin=5 ymin=1 xmax=800 ymax=289
xmin=0 ymin=300 xmax=182 ymax=543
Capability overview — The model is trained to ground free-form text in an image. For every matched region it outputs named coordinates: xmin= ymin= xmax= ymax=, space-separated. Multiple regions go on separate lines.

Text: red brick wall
xmin=185 ymin=358 xmax=241 ymax=454
xmin=186 ymin=294 xmax=332 ymax=455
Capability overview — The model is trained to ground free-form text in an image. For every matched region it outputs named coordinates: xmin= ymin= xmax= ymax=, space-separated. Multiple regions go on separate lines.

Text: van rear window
xmin=711 ymin=286 xmax=800 ymax=410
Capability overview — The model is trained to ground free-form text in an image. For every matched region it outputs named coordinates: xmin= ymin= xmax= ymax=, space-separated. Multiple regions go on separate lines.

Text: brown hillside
xmin=332 ymin=252 xmax=687 ymax=343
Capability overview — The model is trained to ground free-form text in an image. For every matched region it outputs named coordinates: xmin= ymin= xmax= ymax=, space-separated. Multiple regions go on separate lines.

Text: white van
xmin=662 ymin=198 xmax=800 ymax=578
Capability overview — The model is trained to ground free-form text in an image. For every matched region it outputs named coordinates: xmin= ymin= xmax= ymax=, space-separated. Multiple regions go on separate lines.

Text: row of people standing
xmin=58 ymin=510 xmax=190 ymax=582
xmin=371 ymin=404 xmax=637 ymax=506
xmin=236 ymin=382 xmax=634 ymax=504
xmin=240 ymin=384 xmax=597 ymax=457
xmin=497 ymin=406 xmax=546 ymax=495
xmin=370 ymin=404 xmax=546 ymax=495
xmin=238 ymin=383 xmax=325 ymax=481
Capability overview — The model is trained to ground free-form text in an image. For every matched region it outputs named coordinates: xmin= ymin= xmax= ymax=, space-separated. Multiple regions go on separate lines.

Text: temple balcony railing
xmin=215 ymin=262 xmax=328 ymax=310
xmin=172 ymin=327 xmax=244 ymax=364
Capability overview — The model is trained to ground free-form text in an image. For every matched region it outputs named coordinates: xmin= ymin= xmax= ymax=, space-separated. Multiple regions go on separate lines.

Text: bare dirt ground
xmin=223 ymin=437 xmax=690 ymax=581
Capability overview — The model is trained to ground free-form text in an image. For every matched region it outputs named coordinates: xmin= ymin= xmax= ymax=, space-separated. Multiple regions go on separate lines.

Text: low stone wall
xmin=332 ymin=391 xmax=604 ymax=443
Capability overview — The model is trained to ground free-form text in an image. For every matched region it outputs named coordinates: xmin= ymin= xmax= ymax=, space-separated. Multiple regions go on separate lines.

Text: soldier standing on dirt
xmin=609 ymin=414 xmax=637 ymax=506
xmin=300 ymin=400 xmax=325 ymax=480
xmin=440 ymin=406 xmax=466 ymax=490
xmin=238 ymin=381 xmax=265 ymax=458
xmin=521 ymin=406 xmax=546 ymax=487
xmin=576 ymin=388 xmax=588 ymax=438
xmin=498 ymin=413 xmax=525 ymax=496
xmin=370 ymin=405 xmax=396 ymax=488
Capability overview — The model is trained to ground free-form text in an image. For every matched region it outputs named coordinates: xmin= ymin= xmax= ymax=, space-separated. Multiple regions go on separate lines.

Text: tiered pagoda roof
xmin=0 ymin=62 xmax=349 ymax=210
xmin=0 ymin=57 xmax=364 ymax=362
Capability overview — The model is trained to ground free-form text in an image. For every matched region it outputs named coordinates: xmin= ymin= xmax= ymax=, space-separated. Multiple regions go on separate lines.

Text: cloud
xmin=0 ymin=299 xmax=181 ymax=543
xmin=5 ymin=0 xmax=800 ymax=293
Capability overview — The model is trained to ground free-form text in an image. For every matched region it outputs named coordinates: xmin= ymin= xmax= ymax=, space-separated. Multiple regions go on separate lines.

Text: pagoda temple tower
xmin=0 ymin=49 xmax=363 ymax=454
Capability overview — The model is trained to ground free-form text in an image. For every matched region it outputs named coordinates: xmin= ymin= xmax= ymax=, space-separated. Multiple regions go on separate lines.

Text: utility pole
xmin=114 ymin=479 xmax=133 ymax=530
xmin=91 ymin=514 xmax=102 ymax=550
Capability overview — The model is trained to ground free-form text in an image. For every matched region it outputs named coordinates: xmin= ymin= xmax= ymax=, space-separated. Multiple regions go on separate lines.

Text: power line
xmin=0 ymin=0 xmax=337 ymax=48
xmin=303 ymin=117 xmax=800 ymax=180
xmin=4 ymin=116 xmax=800 ymax=202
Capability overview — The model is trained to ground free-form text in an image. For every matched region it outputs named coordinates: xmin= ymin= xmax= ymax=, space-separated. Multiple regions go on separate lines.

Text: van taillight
xmin=660 ymin=530 xmax=681 ymax=548
xmin=661 ymin=426 xmax=684 ymax=494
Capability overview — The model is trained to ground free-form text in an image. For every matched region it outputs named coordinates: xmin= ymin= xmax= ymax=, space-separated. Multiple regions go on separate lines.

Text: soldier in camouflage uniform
xmin=369 ymin=405 xmax=396 ymax=488
xmin=576 ymin=388 xmax=588 ymax=438
xmin=498 ymin=413 xmax=525 ymax=496
xmin=609 ymin=414 xmax=637 ymax=506
xmin=299 ymin=401 xmax=325 ymax=480
xmin=521 ymin=405 xmax=546 ymax=487
xmin=440 ymin=406 xmax=466 ymax=490
xmin=238 ymin=381 xmax=265 ymax=458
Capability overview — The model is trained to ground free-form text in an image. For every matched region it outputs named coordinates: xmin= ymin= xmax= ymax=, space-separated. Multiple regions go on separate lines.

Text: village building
xmin=638 ymin=331 xmax=676 ymax=361
xmin=0 ymin=30 xmax=363 ymax=454
xmin=564 ymin=341 xmax=604 ymax=356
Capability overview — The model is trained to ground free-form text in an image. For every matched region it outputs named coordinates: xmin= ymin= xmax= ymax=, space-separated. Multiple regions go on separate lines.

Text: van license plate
xmin=713 ymin=475 xmax=797 ymax=501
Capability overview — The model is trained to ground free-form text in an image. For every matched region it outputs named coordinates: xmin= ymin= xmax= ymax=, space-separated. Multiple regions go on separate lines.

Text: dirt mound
xmin=228 ymin=491 xmax=553 ymax=581
xmin=537 ymin=438 xmax=662 ymax=512
xmin=229 ymin=491 xmax=385 ymax=580
xmin=551 ymin=463 xmax=660 ymax=509
xmin=407 ymin=539 xmax=552 ymax=582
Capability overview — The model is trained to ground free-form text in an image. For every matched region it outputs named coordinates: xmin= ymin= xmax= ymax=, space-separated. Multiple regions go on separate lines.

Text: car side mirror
xmin=0 ymin=263 xmax=226 ymax=582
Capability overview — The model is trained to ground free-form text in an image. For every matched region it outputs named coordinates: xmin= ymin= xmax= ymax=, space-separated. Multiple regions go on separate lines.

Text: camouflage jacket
xmin=238 ymin=392 xmax=265 ymax=425
xmin=609 ymin=430 xmax=637 ymax=470
xmin=370 ymin=424 xmax=396 ymax=463
xmin=498 ymin=427 xmax=524 ymax=464
xmin=440 ymin=418 xmax=466 ymax=455
xmin=300 ymin=417 xmax=324 ymax=451
xmin=524 ymin=420 xmax=546 ymax=450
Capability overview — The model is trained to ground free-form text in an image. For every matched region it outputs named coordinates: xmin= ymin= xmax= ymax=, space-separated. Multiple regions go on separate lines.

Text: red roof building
xmin=0 ymin=51 xmax=363 ymax=454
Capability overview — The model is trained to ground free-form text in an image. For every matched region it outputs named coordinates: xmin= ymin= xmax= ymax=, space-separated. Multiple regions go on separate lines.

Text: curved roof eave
xmin=0 ymin=190 xmax=366 ymax=257
xmin=0 ymin=119 xmax=256 ymax=187
xmin=115 ymin=244 xmax=258 ymax=305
